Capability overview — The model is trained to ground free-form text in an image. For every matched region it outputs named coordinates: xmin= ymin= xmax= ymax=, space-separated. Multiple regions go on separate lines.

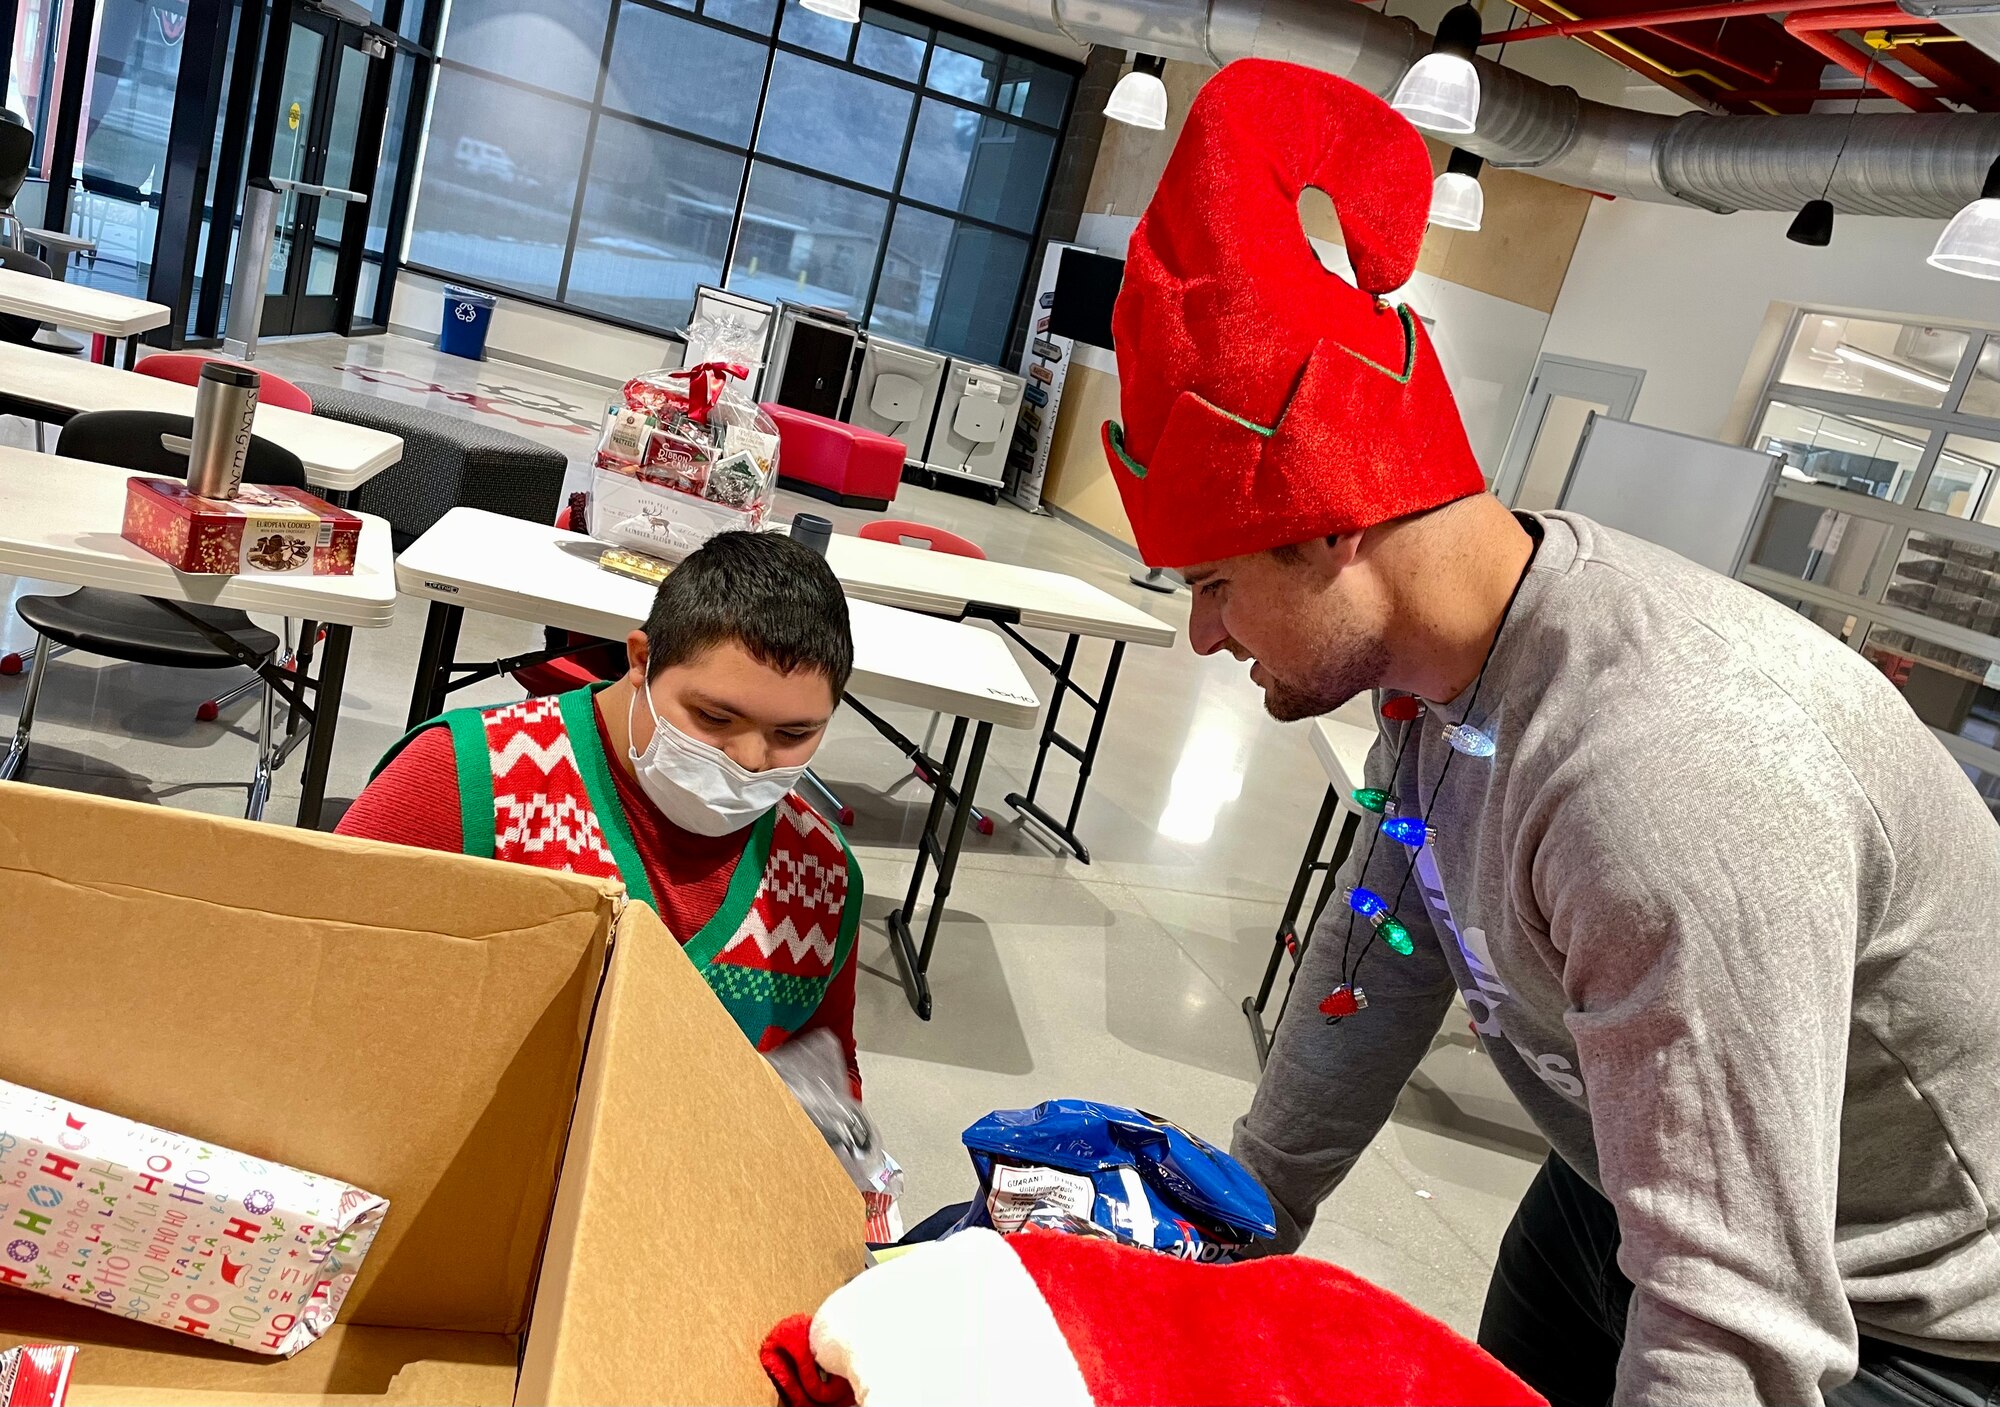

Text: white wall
xmin=1538 ymin=199 xmax=2000 ymax=444
xmin=389 ymin=272 xmax=684 ymax=387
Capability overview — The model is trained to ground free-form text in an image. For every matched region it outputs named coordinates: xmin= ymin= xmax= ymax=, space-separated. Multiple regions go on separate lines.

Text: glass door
xmin=261 ymin=10 xmax=376 ymax=336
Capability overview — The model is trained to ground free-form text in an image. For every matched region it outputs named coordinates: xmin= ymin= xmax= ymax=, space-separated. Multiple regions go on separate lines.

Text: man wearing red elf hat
xmin=1107 ymin=58 xmax=2000 ymax=1407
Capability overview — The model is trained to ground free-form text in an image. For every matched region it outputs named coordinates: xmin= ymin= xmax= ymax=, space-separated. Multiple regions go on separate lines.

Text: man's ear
xmin=625 ymin=630 xmax=650 ymax=681
xmin=1293 ymin=532 xmax=1363 ymax=579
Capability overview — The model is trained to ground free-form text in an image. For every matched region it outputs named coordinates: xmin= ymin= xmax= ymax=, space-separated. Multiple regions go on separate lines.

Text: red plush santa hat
xmin=761 ymin=1228 xmax=1542 ymax=1407
xmin=1102 ymin=59 xmax=1487 ymax=569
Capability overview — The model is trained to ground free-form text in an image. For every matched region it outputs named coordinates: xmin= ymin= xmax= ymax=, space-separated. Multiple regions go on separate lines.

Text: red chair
xmin=765 ymin=402 xmax=904 ymax=510
xmin=134 ymin=353 xmax=315 ymax=414
xmin=511 ymin=503 xmax=630 ymax=698
xmin=858 ymin=519 xmax=985 ymax=560
xmin=855 ymin=519 xmax=994 ymax=835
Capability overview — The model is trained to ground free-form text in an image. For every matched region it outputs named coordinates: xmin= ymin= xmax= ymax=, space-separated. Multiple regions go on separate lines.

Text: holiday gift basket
xmin=589 ymin=310 xmax=782 ymax=564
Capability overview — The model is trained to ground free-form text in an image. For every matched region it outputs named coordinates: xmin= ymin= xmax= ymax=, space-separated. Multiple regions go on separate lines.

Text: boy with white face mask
xmin=340 ymin=531 xmax=864 ymax=1091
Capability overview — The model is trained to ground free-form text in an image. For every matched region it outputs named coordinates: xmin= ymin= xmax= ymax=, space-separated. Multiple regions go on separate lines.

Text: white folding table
xmin=394 ymin=507 xmax=1042 ymax=1019
xmin=0 ymin=267 xmax=168 ymax=367
xmin=1245 ymin=715 xmax=1378 ymax=1063
xmin=0 ymin=447 xmax=397 ymax=829
xmin=818 ymin=529 xmax=1175 ymax=863
xmin=0 ymin=343 xmax=404 ymax=495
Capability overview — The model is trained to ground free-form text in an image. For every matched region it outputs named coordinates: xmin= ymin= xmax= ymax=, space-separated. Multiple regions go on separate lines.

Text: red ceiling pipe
xmin=1638 ymin=24 xmax=1781 ymax=80
xmin=1483 ymin=0 xmax=1865 ymax=45
xmin=1891 ymin=38 xmax=1996 ymax=108
xmin=1783 ymin=20 xmax=1951 ymax=109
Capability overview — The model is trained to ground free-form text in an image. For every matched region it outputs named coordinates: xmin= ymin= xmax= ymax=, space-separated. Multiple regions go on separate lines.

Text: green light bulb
xmin=1352 ymin=787 xmax=1388 ymax=813
xmin=1374 ymin=914 xmax=1414 ymax=956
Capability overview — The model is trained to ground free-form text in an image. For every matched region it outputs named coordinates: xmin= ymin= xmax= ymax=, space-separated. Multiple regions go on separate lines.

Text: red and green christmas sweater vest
xmin=379 ymin=685 xmax=860 ymax=1051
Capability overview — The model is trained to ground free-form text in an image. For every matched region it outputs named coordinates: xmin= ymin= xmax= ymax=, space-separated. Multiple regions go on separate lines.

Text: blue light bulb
xmin=1381 ymin=815 xmax=1430 ymax=847
xmin=1347 ymin=886 xmax=1387 ymax=918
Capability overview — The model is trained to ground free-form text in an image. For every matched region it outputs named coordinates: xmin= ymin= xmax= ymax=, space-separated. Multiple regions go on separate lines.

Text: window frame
xmin=401 ymin=0 xmax=1076 ymax=354
xmin=1739 ymin=308 xmax=2000 ymax=802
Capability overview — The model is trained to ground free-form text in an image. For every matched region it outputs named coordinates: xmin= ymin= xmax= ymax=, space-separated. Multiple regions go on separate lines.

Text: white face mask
xmin=626 ymin=686 xmax=808 ymax=836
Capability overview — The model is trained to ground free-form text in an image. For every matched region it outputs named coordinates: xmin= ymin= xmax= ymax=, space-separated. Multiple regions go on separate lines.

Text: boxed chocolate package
xmin=120 ymin=478 xmax=361 ymax=576
xmin=0 ymin=783 xmax=866 ymax=1404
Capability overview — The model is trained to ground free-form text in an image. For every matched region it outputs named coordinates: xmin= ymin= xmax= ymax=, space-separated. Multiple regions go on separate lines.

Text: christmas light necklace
xmin=1320 ymin=544 xmax=1538 ymax=1022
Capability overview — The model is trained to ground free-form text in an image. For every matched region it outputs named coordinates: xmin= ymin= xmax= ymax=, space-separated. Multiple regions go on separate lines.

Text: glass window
xmin=926 ymin=34 xmax=997 ymax=103
xmin=407 ymin=66 xmax=592 ymax=295
xmin=440 ymin=0 xmax=611 ymax=98
xmin=357 ymin=256 xmax=382 ymax=322
xmin=1882 ymin=532 xmax=2000 ymax=640
xmin=567 ymin=116 xmax=743 ymax=327
xmin=726 ymin=162 xmax=886 ymax=315
xmin=605 ymin=4 xmax=764 ymax=145
xmin=900 ymin=100 xmax=1052 ymax=230
xmin=755 ymin=51 xmax=909 ymax=190
xmin=397 ymin=0 xmax=436 ymax=40
xmin=1955 ymin=756 xmax=2000 ymax=824
xmin=1753 ymin=400 xmax=1928 ymax=503
xmin=1860 ymin=622 xmax=2000 ymax=757
xmin=368 ymin=55 xmax=418 ymax=256
xmin=922 ymin=221 xmax=1026 ymax=364
xmin=1776 ymin=315 xmax=1968 ymax=411
xmin=1918 ymin=433 xmax=2000 ymax=523
xmin=778 ymin=0 xmax=851 ymax=57
xmin=1959 ymin=336 xmax=2000 ymax=421
xmin=868 ymin=204 xmax=948 ymax=345
xmin=702 ymin=0 xmax=776 ymax=34
xmin=855 ymin=11 xmax=925 ymax=79
xmin=996 ymin=53 xmax=1069 ymax=125
xmin=869 ymin=207 xmax=1026 ymax=363
xmin=1756 ymin=588 xmax=1863 ymax=646
xmin=1748 ymin=498 xmax=1893 ymax=596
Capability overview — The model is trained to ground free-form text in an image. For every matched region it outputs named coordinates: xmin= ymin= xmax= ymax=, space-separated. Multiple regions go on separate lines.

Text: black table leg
xmin=886 ymin=715 xmax=991 ymax=1021
xmin=95 ymin=335 xmax=114 ymax=366
xmin=295 ymin=625 xmax=352 ymax=831
xmin=406 ymin=601 xmax=464 ymax=730
xmin=121 ymin=335 xmax=138 ymax=369
xmin=1004 ymin=633 xmax=1126 ymax=865
xmin=285 ymin=619 xmax=321 ymax=735
xmin=1245 ymin=794 xmax=1359 ymax=1067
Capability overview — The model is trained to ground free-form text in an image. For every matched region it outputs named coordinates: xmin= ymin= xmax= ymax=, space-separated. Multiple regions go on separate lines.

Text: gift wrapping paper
xmin=0 ymin=1079 xmax=388 ymax=1357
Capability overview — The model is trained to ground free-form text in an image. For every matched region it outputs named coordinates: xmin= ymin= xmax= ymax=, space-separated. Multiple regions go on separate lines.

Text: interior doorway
xmin=1495 ymin=355 xmax=1646 ymax=510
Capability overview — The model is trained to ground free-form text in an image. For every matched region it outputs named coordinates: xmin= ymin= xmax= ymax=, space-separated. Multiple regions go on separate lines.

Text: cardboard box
xmin=0 ymin=782 xmax=866 ymax=1404
xmin=121 ymin=479 xmax=362 ymax=577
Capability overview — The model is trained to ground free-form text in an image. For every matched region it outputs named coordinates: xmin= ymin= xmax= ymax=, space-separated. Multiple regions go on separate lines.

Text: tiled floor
xmin=0 ymin=331 xmax=1541 ymax=1332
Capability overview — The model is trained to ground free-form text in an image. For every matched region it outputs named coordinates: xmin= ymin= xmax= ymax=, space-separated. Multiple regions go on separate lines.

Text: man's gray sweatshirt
xmin=1233 ymin=512 xmax=2000 ymax=1404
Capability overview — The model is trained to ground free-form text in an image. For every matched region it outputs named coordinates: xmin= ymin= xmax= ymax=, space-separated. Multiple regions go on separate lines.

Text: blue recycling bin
xmin=438 ymin=286 xmax=497 ymax=360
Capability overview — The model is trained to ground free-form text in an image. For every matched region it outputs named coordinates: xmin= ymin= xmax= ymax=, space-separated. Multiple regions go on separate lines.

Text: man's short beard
xmin=1260 ymin=638 xmax=1391 ymax=722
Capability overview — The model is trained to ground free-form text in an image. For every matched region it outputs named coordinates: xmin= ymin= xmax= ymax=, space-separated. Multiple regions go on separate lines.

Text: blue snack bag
xmin=952 ymin=1099 xmax=1276 ymax=1260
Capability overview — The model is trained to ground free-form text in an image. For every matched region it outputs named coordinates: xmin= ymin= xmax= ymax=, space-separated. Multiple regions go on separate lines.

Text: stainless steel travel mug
xmin=185 ymin=362 xmax=261 ymax=500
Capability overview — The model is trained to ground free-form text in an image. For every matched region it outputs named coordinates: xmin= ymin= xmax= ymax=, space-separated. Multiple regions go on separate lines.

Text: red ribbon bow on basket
xmin=668 ymin=361 xmax=750 ymax=425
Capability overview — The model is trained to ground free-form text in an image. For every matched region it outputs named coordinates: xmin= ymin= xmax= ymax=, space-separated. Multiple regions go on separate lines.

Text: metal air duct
xmin=980 ymin=0 xmax=1998 ymax=215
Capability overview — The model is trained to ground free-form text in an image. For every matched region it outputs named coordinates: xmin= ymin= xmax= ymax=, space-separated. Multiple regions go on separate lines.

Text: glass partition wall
xmin=1740 ymin=312 xmax=2000 ymax=821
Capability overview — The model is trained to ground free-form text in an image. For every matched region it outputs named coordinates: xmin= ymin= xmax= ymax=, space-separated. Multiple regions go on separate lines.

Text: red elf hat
xmin=1102 ymin=59 xmax=1486 ymax=569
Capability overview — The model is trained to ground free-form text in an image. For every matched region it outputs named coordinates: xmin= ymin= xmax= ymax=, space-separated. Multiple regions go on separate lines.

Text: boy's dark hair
xmin=642 ymin=531 xmax=853 ymax=696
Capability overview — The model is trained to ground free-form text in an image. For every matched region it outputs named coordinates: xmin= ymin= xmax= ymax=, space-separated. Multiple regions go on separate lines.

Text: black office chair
xmin=1 ymin=411 xmax=306 ymax=819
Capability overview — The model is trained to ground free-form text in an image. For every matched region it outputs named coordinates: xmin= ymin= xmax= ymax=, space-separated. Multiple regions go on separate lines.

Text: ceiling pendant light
xmin=1429 ymin=148 xmax=1485 ymax=231
xmin=800 ymin=0 xmax=859 ymax=20
xmin=1930 ymin=155 xmax=2000 ymax=280
xmin=1105 ymin=53 xmax=1168 ymax=130
xmin=1392 ymin=3 xmax=1482 ymax=135
xmin=1787 ymin=198 xmax=1834 ymax=246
